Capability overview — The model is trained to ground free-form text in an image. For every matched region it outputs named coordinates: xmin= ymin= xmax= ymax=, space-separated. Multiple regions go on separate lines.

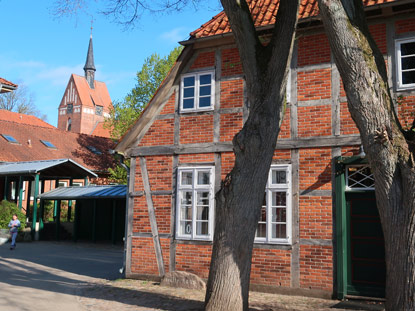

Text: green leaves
xmin=105 ymin=46 xmax=183 ymax=140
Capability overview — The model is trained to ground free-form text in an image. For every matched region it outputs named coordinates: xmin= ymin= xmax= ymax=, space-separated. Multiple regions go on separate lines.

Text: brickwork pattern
xmin=220 ymin=112 xmax=243 ymax=142
xmin=369 ymin=23 xmax=387 ymax=54
xmin=395 ymin=18 xmax=415 ymax=34
xmin=139 ymin=119 xmax=174 ymax=146
xmin=178 ymin=153 xmax=215 ymax=164
xmin=397 ymin=96 xmax=415 ymax=130
xmin=300 ymin=245 xmax=333 ymax=291
xmin=298 ymin=32 xmax=331 ymax=67
xmin=220 ymin=79 xmax=244 ymax=109
xmin=297 ymin=69 xmax=331 ymax=101
xmin=131 ymin=237 xmax=159 ymax=275
xmin=159 ymin=92 xmax=176 ymax=115
xmin=180 ymin=115 xmax=214 ymax=144
xmin=299 ymin=148 xmax=332 ymax=190
xmin=146 ymin=156 xmax=173 ymax=191
xmin=340 ymin=102 xmax=360 ymax=135
xmin=299 ymin=196 xmax=333 ymax=240
xmin=190 ymin=51 xmax=215 ymax=69
xmin=175 ymin=244 xmax=212 ymax=279
xmin=279 ymin=107 xmax=291 ymax=139
xmin=298 ymin=105 xmax=332 ymax=137
xmin=222 ymin=48 xmax=243 ymax=77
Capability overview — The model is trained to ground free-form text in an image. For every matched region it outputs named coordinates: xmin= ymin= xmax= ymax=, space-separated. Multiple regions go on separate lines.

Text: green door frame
xmin=335 ymin=155 xmax=370 ymax=299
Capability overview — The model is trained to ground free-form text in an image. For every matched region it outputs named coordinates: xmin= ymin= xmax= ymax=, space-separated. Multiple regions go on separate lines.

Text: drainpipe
xmin=109 ymin=150 xmax=129 ymax=275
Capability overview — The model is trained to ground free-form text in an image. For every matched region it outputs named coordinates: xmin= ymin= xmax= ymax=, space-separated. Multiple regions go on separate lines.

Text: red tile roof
xmin=0 ymin=77 xmax=17 ymax=88
xmin=0 ymin=110 xmax=55 ymax=129
xmin=190 ymin=0 xmax=399 ymax=39
xmin=90 ymin=121 xmax=112 ymax=138
xmin=72 ymin=74 xmax=113 ymax=110
xmin=0 ymin=120 xmax=116 ymax=173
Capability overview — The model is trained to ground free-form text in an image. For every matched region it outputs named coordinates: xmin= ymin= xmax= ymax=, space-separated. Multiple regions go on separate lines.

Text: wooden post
xmin=26 ymin=179 xmax=32 ymax=220
xmin=39 ymin=199 xmax=45 ymax=240
xmin=18 ymin=177 xmax=23 ymax=210
xmin=67 ymin=179 xmax=73 ymax=221
xmin=84 ymin=177 xmax=89 ymax=186
xmin=111 ymin=200 xmax=117 ymax=245
xmin=31 ymin=174 xmax=40 ymax=237
xmin=73 ymin=200 xmax=80 ymax=242
xmin=53 ymin=180 xmax=59 ymax=220
xmin=92 ymin=200 xmax=97 ymax=243
xmin=56 ymin=200 xmax=61 ymax=241
xmin=140 ymin=156 xmax=165 ymax=277
xmin=13 ymin=180 xmax=18 ymax=204
xmin=3 ymin=176 xmax=8 ymax=201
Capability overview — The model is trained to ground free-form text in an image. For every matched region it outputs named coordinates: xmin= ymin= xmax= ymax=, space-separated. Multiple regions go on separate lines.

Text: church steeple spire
xmin=84 ymin=34 xmax=96 ymax=89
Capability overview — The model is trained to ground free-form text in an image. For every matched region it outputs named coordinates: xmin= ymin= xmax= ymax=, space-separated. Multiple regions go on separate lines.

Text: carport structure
xmin=0 ymin=159 xmax=97 ymax=234
xmin=38 ymin=185 xmax=126 ymax=244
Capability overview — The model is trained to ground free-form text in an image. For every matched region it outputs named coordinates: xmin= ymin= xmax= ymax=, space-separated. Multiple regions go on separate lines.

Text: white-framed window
xmin=396 ymin=37 xmax=415 ymax=90
xmin=176 ymin=167 xmax=215 ymax=240
xmin=72 ymin=182 xmax=83 ymax=187
xmin=255 ymin=164 xmax=292 ymax=245
xmin=180 ymin=71 xmax=215 ymax=112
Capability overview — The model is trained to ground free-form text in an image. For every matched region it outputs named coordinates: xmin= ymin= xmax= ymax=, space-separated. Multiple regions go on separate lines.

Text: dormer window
xmin=180 ymin=71 xmax=215 ymax=112
xmin=2 ymin=134 xmax=18 ymax=144
xmin=96 ymin=105 xmax=103 ymax=116
xmin=87 ymin=145 xmax=102 ymax=155
xmin=40 ymin=140 xmax=57 ymax=149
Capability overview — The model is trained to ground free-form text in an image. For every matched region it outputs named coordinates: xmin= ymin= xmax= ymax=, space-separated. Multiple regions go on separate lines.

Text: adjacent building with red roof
xmin=0 ymin=77 xmax=17 ymax=93
xmin=57 ymin=36 xmax=113 ymax=138
xmin=116 ymin=0 xmax=415 ymax=300
xmin=0 ymin=109 xmax=55 ymax=129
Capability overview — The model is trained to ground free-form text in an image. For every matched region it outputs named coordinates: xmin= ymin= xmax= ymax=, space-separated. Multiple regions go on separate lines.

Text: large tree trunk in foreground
xmin=318 ymin=1 xmax=415 ymax=309
xmin=204 ymin=1 xmax=299 ymax=311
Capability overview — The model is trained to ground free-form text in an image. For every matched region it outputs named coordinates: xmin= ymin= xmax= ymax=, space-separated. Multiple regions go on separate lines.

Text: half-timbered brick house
xmin=116 ymin=0 xmax=415 ymax=299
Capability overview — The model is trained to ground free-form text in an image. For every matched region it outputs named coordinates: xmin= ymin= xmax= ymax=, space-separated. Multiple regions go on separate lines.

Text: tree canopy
xmin=105 ymin=46 xmax=182 ymax=139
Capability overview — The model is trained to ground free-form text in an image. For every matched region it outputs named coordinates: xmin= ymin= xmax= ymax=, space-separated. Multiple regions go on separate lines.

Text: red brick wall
xmin=221 ymin=152 xmax=235 ymax=179
xmin=139 ymin=119 xmax=174 ymax=146
xmin=176 ymin=244 xmax=212 ymax=278
xmin=191 ymin=51 xmax=215 ymax=69
xmin=146 ymin=156 xmax=172 ymax=191
xmin=300 ymin=196 xmax=333 ymax=240
xmin=397 ymin=96 xmax=415 ymax=130
xmin=220 ymin=113 xmax=243 ymax=142
xmin=179 ymin=153 xmax=215 ymax=164
xmin=160 ymin=92 xmax=176 ymax=115
xmin=340 ymin=102 xmax=359 ymax=135
xmin=251 ymin=248 xmax=291 ymax=286
xmin=299 ymin=148 xmax=332 ymax=191
xmin=298 ymin=105 xmax=332 ymax=137
xmin=279 ymin=107 xmax=291 ymax=139
xmin=180 ymin=115 xmax=214 ymax=144
xmin=369 ymin=23 xmax=387 ymax=54
xmin=298 ymin=33 xmax=331 ymax=67
xmin=395 ymin=18 xmax=415 ymax=34
xmin=297 ymin=69 xmax=331 ymax=101
xmin=222 ymin=48 xmax=243 ymax=77
xmin=300 ymin=245 xmax=333 ymax=291
xmin=220 ymin=80 xmax=244 ymax=109
xmin=131 ymin=237 xmax=159 ymax=275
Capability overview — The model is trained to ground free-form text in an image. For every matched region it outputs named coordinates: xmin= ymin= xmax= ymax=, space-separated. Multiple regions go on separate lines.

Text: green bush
xmin=0 ymin=200 xmax=26 ymax=230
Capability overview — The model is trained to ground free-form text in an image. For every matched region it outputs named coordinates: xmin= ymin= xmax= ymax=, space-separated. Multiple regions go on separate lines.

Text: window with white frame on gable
xmin=396 ymin=37 xmax=415 ymax=90
xmin=176 ymin=167 xmax=214 ymax=240
xmin=255 ymin=164 xmax=292 ymax=245
xmin=180 ymin=71 xmax=215 ymax=112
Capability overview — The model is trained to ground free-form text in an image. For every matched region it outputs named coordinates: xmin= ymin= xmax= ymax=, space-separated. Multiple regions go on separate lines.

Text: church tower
xmin=57 ymin=35 xmax=113 ymax=138
xmin=84 ymin=35 xmax=96 ymax=89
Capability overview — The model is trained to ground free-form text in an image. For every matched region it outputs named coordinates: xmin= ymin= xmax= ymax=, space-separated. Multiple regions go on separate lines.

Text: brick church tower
xmin=57 ymin=35 xmax=113 ymax=138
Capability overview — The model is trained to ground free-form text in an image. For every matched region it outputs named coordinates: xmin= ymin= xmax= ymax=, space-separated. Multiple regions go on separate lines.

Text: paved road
xmin=0 ymin=241 xmax=123 ymax=311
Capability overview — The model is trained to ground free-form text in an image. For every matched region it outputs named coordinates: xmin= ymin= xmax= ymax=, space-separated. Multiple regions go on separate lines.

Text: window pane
xmin=402 ymin=56 xmax=415 ymax=70
xmin=272 ymin=208 xmax=286 ymax=222
xmin=199 ymin=74 xmax=211 ymax=85
xmin=197 ymin=171 xmax=210 ymax=185
xmin=180 ymin=206 xmax=192 ymax=220
xmin=272 ymin=170 xmax=287 ymax=184
xmin=181 ymin=221 xmax=192 ymax=235
xmin=272 ymin=224 xmax=286 ymax=239
xmin=181 ymin=191 xmax=192 ymax=205
xmin=197 ymin=206 xmax=209 ymax=220
xmin=197 ymin=192 xmax=209 ymax=206
xmin=183 ymin=87 xmax=195 ymax=98
xmin=259 ymin=206 xmax=267 ymax=222
xmin=199 ymin=85 xmax=211 ymax=96
xmin=199 ymin=96 xmax=211 ymax=107
xmin=183 ymin=76 xmax=195 ymax=87
xmin=181 ymin=172 xmax=193 ymax=185
xmin=183 ymin=98 xmax=194 ymax=109
xmin=272 ymin=191 xmax=286 ymax=207
xmin=256 ymin=223 xmax=266 ymax=238
xmin=401 ymin=42 xmax=415 ymax=56
xmin=196 ymin=221 xmax=209 ymax=235
xmin=403 ymin=71 xmax=415 ymax=85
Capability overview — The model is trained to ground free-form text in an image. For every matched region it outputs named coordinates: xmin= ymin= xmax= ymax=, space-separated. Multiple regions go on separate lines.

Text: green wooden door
xmin=346 ymin=192 xmax=385 ymax=297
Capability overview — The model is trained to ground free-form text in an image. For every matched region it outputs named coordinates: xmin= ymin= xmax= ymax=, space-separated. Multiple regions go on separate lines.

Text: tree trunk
xmin=204 ymin=1 xmax=299 ymax=310
xmin=318 ymin=1 xmax=415 ymax=309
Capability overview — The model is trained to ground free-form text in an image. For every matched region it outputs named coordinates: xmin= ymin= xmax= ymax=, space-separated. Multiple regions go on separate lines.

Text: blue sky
xmin=0 ymin=0 xmax=220 ymax=126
